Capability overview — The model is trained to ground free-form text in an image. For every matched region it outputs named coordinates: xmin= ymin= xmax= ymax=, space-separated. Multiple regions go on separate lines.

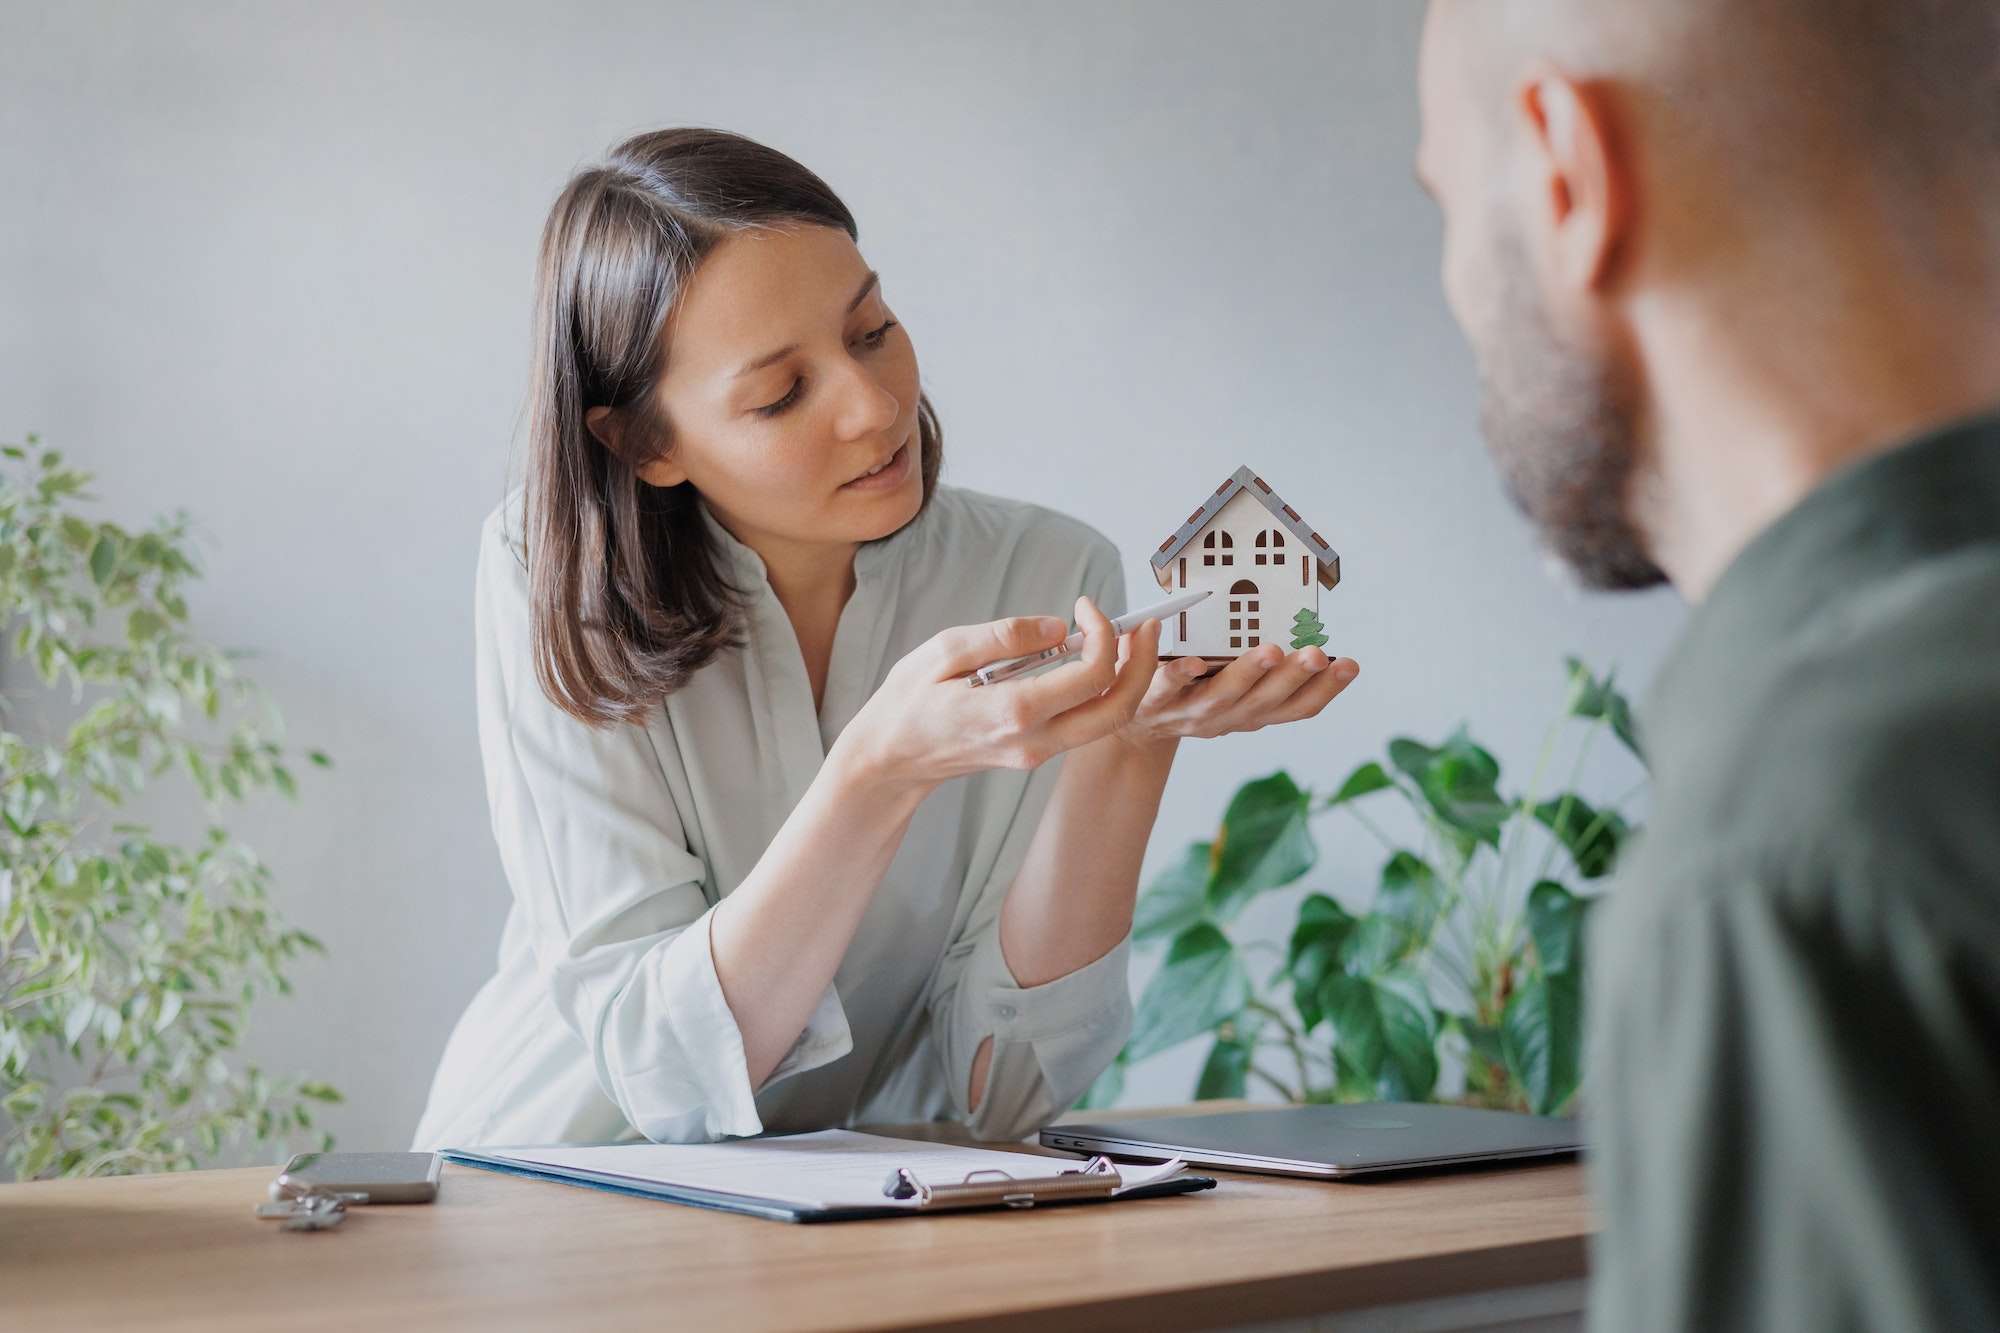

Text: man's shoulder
xmin=1651 ymin=541 xmax=2000 ymax=904
xmin=1755 ymin=540 xmax=2000 ymax=781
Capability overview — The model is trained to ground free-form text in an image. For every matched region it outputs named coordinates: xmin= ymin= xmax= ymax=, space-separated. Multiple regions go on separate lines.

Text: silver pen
xmin=968 ymin=590 xmax=1212 ymax=687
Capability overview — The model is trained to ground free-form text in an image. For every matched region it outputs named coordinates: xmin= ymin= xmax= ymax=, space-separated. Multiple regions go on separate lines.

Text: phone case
xmin=272 ymin=1151 xmax=443 ymax=1204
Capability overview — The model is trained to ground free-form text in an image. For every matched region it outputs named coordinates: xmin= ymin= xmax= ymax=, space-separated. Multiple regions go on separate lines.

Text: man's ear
xmin=585 ymin=405 xmax=687 ymax=488
xmin=1518 ymin=74 xmax=1631 ymax=292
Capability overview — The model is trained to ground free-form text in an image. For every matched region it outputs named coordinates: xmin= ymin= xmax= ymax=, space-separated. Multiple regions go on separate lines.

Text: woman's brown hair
xmin=525 ymin=128 xmax=944 ymax=726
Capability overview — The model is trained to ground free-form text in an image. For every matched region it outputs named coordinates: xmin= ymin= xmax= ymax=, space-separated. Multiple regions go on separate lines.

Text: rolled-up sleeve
xmin=925 ymin=535 xmax=1135 ymax=1142
xmin=476 ymin=515 xmax=848 ymax=1143
xmin=942 ymin=916 xmax=1134 ymax=1141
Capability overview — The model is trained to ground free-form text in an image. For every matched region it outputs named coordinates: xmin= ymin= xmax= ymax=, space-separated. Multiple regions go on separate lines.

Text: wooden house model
xmin=1150 ymin=466 xmax=1341 ymax=663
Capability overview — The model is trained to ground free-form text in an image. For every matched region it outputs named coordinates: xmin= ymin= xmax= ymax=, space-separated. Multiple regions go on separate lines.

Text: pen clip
xmin=968 ymin=642 xmax=1073 ymax=688
xmin=965 ymin=589 xmax=1212 ymax=688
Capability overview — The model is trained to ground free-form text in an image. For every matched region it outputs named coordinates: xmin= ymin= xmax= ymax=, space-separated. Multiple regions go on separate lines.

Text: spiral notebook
xmin=444 ymin=1128 xmax=1214 ymax=1223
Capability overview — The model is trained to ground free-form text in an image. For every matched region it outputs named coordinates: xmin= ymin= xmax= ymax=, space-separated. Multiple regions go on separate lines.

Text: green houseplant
xmin=1092 ymin=660 xmax=1643 ymax=1116
xmin=0 ymin=438 xmax=338 ymax=1179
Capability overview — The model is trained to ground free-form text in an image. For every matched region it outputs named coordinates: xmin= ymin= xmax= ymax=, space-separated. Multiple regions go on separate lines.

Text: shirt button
xmin=993 ymin=1003 xmax=1018 ymax=1021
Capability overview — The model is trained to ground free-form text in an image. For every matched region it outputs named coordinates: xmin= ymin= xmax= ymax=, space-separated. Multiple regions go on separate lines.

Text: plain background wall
xmin=0 ymin=1 xmax=1682 ymax=1152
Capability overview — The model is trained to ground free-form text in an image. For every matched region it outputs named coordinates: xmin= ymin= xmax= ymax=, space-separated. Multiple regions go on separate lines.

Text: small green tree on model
xmin=0 ymin=438 xmax=338 ymax=1179
xmin=1290 ymin=608 xmax=1327 ymax=651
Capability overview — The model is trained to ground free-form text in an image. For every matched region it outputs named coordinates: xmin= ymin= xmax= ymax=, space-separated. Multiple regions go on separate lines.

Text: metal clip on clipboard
xmin=882 ymin=1154 xmax=1124 ymax=1211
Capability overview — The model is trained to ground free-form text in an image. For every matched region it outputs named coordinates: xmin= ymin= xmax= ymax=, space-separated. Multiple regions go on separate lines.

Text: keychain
xmin=254 ymin=1177 xmax=368 ymax=1232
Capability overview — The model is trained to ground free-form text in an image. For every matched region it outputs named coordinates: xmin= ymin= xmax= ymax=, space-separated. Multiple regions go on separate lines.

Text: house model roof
xmin=1150 ymin=465 xmax=1341 ymax=592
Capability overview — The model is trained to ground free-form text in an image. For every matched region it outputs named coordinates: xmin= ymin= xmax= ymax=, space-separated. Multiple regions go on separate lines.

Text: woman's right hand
xmin=832 ymin=596 xmax=1159 ymax=794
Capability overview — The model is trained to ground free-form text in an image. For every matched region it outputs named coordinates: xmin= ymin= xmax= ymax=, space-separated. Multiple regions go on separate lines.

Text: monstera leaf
xmin=1502 ymin=970 xmax=1584 ymax=1115
xmin=1564 ymin=657 xmax=1644 ymax=763
xmin=1376 ymin=850 xmax=1447 ymax=938
xmin=1501 ymin=881 xmax=1593 ymax=1113
xmin=1389 ymin=729 xmax=1510 ymax=858
xmin=1194 ymin=1013 xmax=1265 ymax=1101
xmin=1206 ymin=772 xmax=1316 ymax=920
xmin=1322 ymin=966 xmax=1439 ymax=1101
xmin=1133 ymin=841 xmax=1214 ymax=942
xmin=1287 ymin=893 xmax=1359 ymax=1031
xmin=1534 ymin=796 xmax=1628 ymax=880
xmin=1324 ymin=760 xmax=1393 ymax=808
xmin=1527 ymin=879 xmax=1594 ymax=975
xmin=1127 ymin=923 xmax=1250 ymax=1062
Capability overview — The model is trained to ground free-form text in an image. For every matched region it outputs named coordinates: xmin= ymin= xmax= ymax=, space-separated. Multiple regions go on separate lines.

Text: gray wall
xmin=0 ymin=1 xmax=1683 ymax=1150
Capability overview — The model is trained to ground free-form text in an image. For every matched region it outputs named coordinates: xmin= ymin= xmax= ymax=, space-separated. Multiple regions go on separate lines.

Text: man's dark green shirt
xmin=1590 ymin=417 xmax=2000 ymax=1332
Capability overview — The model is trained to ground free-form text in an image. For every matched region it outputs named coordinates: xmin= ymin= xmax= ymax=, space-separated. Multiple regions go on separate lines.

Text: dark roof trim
xmin=1151 ymin=465 xmax=1341 ymax=590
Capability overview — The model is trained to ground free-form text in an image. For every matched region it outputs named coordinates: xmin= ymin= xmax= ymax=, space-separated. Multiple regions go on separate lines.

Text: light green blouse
xmin=414 ymin=486 xmax=1133 ymax=1148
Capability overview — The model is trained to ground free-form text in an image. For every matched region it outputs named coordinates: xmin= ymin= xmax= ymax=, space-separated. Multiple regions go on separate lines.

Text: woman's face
xmin=636 ymin=224 xmax=925 ymax=555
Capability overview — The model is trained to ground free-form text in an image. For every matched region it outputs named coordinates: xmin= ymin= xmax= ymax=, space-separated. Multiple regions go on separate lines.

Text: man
xmin=1416 ymin=2 xmax=2000 ymax=1330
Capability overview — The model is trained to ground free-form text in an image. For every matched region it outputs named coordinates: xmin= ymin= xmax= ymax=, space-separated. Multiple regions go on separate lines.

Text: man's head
xmin=1418 ymin=0 xmax=2000 ymax=592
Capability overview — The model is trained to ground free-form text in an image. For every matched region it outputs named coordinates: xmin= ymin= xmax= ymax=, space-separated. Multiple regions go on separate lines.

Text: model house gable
xmin=1151 ymin=465 xmax=1340 ymax=593
xmin=1151 ymin=467 xmax=1340 ymax=659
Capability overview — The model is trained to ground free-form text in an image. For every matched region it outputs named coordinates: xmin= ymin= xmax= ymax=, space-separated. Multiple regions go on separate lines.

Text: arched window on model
xmin=1255 ymin=530 xmax=1286 ymax=567
xmin=1203 ymin=531 xmax=1234 ymax=567
xmin=1228 ymin=578 xmax=1261 ymax=649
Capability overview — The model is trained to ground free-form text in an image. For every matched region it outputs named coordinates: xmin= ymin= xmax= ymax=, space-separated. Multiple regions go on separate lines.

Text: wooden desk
xmin=0 ymin=1106 xmax=1590 ymax=1332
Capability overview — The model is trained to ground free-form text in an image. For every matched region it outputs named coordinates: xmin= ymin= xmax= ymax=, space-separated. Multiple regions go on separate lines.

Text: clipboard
xmin=443 ymin=1128 xmax=1216 ymax=1224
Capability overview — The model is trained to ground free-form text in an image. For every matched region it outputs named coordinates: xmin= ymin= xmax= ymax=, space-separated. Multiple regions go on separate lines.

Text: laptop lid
xmin=1041 ymin=1102 xmax=1583 ymax=1179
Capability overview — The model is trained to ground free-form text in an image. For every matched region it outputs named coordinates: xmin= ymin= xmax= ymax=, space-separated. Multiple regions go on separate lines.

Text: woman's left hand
xmin=1105 ymin=634 xmax=1359 ymax=754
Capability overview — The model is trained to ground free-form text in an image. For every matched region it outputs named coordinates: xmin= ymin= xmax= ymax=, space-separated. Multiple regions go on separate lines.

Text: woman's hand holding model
xmin=838 ymin=595 xmax=1158 ymax=790
xmin=1127 ymin=638 xmax=1357 ymax=747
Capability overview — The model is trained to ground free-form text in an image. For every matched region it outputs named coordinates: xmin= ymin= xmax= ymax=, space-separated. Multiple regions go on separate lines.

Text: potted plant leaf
xmin=1091 ymin=659 xmax=1643 ymax=1116
xmin=0 ymin=438 xmax=338 ymax=1179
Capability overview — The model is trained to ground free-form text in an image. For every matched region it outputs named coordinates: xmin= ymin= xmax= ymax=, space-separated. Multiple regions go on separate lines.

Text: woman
xmin=414 ymin=129 xmax=1358 ymax=1148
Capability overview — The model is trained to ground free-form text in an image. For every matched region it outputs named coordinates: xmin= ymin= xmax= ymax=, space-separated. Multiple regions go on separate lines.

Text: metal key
xmin=255 ymin=1195 xmax=345 ymax=1230
xmin=255 ymin=1181 xmax=366 ymax=1231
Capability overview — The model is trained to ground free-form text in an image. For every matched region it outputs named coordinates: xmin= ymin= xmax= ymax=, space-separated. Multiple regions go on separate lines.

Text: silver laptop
xmin=1041 ymin=1102 xmax=1583 ymax=1179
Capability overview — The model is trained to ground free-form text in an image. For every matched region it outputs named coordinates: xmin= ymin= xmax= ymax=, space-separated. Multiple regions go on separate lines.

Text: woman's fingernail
xmin=1335 ymin=661 xmax=1358 ymax=680
xmin=1038 ymin=617 xmax=1066 ymax=637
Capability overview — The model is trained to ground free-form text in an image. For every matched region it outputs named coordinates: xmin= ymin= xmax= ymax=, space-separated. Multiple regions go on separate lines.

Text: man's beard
xmin=1475 ymin=232 xmax=1667 ymax=592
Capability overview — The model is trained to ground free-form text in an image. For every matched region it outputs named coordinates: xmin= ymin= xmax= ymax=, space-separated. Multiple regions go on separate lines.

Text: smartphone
xmin=271 ymin=1151 xmax=442 ymax=1204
